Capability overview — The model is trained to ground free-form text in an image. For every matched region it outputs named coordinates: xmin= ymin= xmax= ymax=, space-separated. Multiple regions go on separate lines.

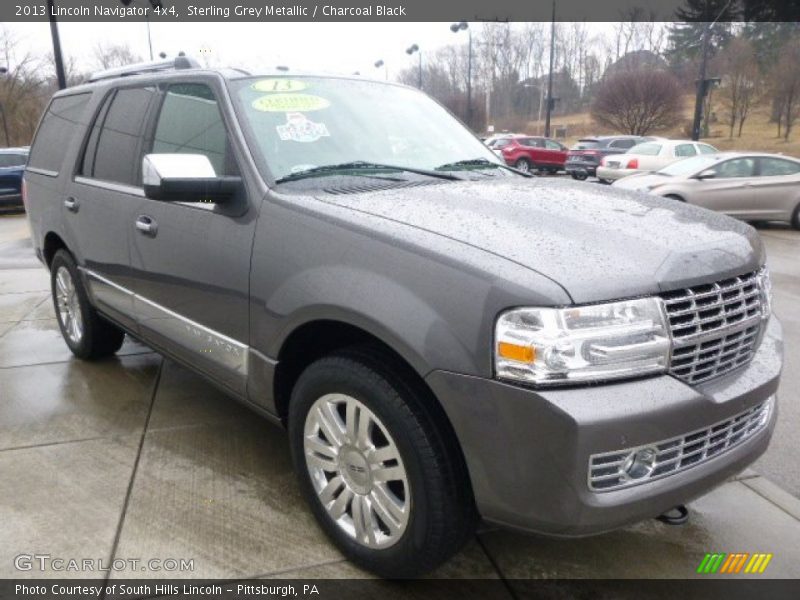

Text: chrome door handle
xmin=64 ymin=197 xmax=79 ymax=212
xmin=135 ymin=215 xmax=158 ymax=236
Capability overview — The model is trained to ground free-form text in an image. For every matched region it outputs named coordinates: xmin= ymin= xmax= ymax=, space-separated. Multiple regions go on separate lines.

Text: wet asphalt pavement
xmin=0 ymin=212 xmax=799 ymax=582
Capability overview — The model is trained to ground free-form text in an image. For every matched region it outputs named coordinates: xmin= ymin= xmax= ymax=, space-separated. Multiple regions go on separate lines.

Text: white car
xmin=596 ymin=140 xmax=718 ymax=183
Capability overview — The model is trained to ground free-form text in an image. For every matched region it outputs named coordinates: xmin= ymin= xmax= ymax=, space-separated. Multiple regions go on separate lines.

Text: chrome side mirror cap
xmin=142 ymin=154 xmax=240 ymax=202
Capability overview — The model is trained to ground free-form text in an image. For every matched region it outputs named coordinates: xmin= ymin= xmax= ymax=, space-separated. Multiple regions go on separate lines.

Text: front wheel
xmin=514 ymin=158 xmax=532 ymax=173
xmin=288 ymin=349 xmax=476 ymax=577
xmin=50 ymin=250 xmax=125 ymax=360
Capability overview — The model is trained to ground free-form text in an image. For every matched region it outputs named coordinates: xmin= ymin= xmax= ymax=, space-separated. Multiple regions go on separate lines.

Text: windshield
xmin=232 ymin=76 xmax=500 ymax=182
xmin=657 ymin=154 xmax=721 ymax=177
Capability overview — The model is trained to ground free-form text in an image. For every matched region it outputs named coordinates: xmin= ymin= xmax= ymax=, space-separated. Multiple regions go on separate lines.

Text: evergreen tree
xmin=666 ymin=0 xmax=738 ymax=66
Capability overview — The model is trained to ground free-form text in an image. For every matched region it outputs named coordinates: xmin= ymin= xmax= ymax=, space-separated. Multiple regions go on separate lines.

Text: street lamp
xmin=691 ymin=0 xmax=734 ymax=141
xmin=374 ymin=59 xmax=388 ymax=81
xmin=406 ymin=44 xmax=421 ymax=90
xmin=450 ymin=22 xmax=472 ymax=128
xmin=544 ymin=0 xmax=556 ymax=138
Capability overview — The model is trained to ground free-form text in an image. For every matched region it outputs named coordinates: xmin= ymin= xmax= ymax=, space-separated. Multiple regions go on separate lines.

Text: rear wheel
xmin=288 ymin=349 xmax=476 ymax=577
xmin=50 ymin=250 xmax=125 ymax=360
xmin=791 ymin=203 xmax=800 ymax=230
xmin=514 ymin=158 xmax=532 ymax=173
xmin=571 ymin=171 xmax=588 ymax=181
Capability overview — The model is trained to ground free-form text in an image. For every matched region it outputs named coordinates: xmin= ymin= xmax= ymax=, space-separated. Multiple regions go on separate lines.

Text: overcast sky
xmin=3 ymin=21 xmax=615 ymax=79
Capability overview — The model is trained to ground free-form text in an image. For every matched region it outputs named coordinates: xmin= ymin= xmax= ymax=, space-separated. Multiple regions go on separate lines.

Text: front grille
xmin=661 ymin=271 xmax=764 ymax=384
xmin=588 ymin=398 xmax=772 ymax=492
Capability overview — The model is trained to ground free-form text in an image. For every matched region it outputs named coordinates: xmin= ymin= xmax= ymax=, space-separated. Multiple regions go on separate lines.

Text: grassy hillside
xmin=513 ymin=96 xmax=800 ymax=157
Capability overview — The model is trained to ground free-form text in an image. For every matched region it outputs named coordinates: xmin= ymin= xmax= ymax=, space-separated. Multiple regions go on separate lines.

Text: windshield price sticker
xmin=252 ymin=94 xmax=330 ymax=112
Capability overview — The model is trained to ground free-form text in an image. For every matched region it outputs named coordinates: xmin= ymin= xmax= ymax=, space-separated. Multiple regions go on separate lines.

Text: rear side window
xmin=0 ymin=153 xmax=27 ymax=168
xmin=675 ymin=144 xmax=697 ymax=158
xmin=152 ymin=83 xmax=237 ymax=176
xmin=544 ymin=140 xmax=562 ymax=150
xmin=697 ymin=144 xmax=717 ymax=155
xmin=28 ymin=93 xmax=91 ymax=174
xmin=759 ymin=158 xmax=800 ymax=176
xmin=82 ymin=86 xmax=158 ymax=186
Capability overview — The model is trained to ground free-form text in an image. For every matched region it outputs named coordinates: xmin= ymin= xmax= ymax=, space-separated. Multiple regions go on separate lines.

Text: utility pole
xmin=47 ymin=0 xmax=67 ymax=89
xmin=544 ymin=0 xmax=556 ymax=138
xmin=691 ymin=0 xmax=733 ymax=141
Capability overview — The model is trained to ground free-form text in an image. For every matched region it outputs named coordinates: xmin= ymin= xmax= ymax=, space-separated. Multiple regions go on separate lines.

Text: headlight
xmin=495 ymin=297 xmax=670 ymax=386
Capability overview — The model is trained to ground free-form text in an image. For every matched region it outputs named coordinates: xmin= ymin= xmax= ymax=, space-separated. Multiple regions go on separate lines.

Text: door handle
xmin=64 ymin=197 xmax=79 ymax=213
xmin=135 ymin=215 xmax=158 ymax=236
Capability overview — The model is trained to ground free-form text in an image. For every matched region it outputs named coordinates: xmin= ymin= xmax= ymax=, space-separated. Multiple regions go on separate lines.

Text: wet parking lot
xmin=1 ymin=212 xmax=799 ymax=584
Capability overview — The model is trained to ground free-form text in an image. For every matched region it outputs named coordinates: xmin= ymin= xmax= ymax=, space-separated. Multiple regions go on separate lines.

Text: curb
xmin=741 ymin=475 xmax=800 ymax=522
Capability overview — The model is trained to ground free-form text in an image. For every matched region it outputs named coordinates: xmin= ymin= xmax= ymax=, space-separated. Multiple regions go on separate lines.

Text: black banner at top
xmin=2 ymin=0 xmax=800 ymax=23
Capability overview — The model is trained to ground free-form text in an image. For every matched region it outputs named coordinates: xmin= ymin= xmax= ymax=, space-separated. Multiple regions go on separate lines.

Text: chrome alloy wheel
xmin=55 ymin=266 xmax=83 ymax=344
xmin=304 ymin=393 xmax=410 ymax=549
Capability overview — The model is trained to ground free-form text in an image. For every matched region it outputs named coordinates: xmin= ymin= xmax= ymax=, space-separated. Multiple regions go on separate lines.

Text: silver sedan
xmin=613 ymin=152 xmax=800 ymax=229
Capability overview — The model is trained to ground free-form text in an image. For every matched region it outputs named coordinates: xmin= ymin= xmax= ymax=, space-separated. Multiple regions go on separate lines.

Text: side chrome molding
xmin=80 ymin=267 xmax=251 ymax=378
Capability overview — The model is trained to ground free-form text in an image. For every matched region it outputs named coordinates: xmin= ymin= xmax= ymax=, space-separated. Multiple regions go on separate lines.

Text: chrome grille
xmin=588 ymin=398 xmax=772 ymax=492
xmin=661 ymin=271 xmax=764 ymax=384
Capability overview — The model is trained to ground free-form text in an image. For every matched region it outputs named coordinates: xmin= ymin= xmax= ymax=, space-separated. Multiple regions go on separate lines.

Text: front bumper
xmin=426 ymin=316 xmax=782 ymax=536
xmin=595 ymin=166 xmax=639 ymax=181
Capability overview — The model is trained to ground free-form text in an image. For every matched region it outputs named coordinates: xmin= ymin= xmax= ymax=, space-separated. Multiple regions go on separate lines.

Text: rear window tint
xmin=0 ymin=153 xmax=27 ymax=168
xmin=572 ymin=140 xmax=599 ymax=150
xmin=28 ymin=93 xmax=91 ymax=174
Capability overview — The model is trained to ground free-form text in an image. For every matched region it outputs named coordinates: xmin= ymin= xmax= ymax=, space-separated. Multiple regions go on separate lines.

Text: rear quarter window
xmin=28 ymin=93 xmax=91 ymax=174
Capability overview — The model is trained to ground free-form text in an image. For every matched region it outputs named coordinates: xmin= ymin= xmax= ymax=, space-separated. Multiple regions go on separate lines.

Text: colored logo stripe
xmin=697 ymin=553 xmax=773 ymax=574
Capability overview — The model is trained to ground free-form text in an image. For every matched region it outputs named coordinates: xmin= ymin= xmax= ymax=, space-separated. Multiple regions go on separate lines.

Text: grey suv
xmin=24 ymin=59 xmax=782 ymax=577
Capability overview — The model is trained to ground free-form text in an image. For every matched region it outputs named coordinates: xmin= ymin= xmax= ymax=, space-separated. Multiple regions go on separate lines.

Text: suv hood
xmin=315 ymin=178 xmax=763 ymax=304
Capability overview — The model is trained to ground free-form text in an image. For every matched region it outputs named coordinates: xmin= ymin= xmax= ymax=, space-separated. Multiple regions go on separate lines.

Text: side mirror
xmin=696 ymin=169 xmax=717 ymax=180
xmin=142 ymin=154 xmax=241 ymax=202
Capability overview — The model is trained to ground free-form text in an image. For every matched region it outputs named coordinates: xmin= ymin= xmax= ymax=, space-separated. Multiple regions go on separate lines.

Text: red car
xmin=494 ymin=136 xmax=568 ymax=174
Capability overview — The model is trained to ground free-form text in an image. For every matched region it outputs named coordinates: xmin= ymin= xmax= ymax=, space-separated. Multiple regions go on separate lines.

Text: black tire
xmin=791 ymin=203 xmax=800 ymax=230
xmin=571 ymin=171 xmax=588 ymax=181
xmin=50 ymin=249 xmax=125 ymax=360
xmin=288 ymin=348 xmax=476 ymax=578
xmin=514 ymin=158 xmax=532 ymax=173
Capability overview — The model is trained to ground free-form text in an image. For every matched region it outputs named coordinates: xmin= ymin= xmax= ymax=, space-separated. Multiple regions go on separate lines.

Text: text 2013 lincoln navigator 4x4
xmin=23 ymin=58 xmax=782 ymax=577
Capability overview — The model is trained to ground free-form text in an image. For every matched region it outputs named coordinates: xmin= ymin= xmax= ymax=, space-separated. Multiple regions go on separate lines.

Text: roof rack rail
xmin=88 ymin=56 xmax=201 ymax=82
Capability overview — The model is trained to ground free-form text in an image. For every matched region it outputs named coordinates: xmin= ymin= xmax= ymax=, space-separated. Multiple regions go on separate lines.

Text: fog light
xmin=621 ymin=447 xmax=657 ymax=481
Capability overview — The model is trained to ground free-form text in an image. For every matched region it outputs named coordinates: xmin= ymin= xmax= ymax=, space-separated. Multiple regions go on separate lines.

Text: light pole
xmin=0 ymin=67 xmax=9 ymax=145
xmin=691 ymin=0 xmax=733 ymax=141
xmin=374 ymin=59 xmax=388 ymax=81
xmin=450 ymin=22 xmax=472 ymax=128
xmin=544 ymin=0 xmax=556 ymax=138
xmin=46 ymin=0 xmax=67 ymax=89
xmin=406 ymin=44 xmax=421 ymax=90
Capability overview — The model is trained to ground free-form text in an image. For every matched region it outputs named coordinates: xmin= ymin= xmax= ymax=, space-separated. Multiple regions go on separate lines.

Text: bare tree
xmin=93 ymin=42 xmax=142 ymax=71
xmin=718 ymin=37 xmax=760 ymax=138
xmin=0 ymin=27 xmax=48 ymax=145
xmin=591 ymin=69 xmax=683 ymax=135
xmin=770 ymin=39 xmax=800 ymax=141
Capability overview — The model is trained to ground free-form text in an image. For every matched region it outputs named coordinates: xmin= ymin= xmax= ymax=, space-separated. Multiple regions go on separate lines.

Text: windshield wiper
xmin=275 ymin=161 xmax=461 ymax=183
xmin=435 ymin=158 xmax=533 ymax=177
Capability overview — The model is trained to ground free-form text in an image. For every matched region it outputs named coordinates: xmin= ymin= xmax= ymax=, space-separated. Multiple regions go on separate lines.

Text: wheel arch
xmin=42 ymin=231 xmax=69 ymax=269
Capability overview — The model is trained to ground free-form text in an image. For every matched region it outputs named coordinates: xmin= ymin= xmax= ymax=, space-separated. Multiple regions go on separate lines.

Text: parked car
xmin=496 ymin=135 xmax=568 ymax=173
xmin=596 ymin=140 xmax=718 ymax=183
xmin=565 ymin=135 xmax=646 ymax=180
xmin=24 ymin=59 xmax=781 ymax=578
xmin=613 ymin=152 xmax=800 ymax=229
xmin=0 ymin=147 xmax=30 ymax=211
xmin=484 ymin=133 xmax=522 ymax=148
